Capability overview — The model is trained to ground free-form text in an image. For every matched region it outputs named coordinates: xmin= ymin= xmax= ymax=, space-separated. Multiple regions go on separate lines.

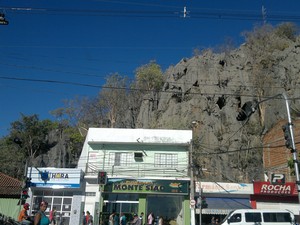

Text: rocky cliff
xmin=136 ymin=34 xmax=300 ymax=183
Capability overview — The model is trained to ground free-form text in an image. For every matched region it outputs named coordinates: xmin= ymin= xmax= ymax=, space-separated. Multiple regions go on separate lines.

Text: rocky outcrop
xmin=136 ymin=38 xmax=300 ymax=183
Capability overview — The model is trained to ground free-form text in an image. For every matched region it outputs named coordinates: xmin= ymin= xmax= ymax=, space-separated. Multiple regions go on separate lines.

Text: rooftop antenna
xmin=181 ymin=6 xmax=190 ymax=18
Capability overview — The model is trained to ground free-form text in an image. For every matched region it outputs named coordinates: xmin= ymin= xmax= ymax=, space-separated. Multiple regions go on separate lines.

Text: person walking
xmin=82 ymin=211 xmax=87 ymax=225
xmin=139 ymin=212 xmax=144 ymax=225
xmin=147 ymin=213 xmax=154 ymax=225
xmin=131 ymin=214 xmax=140 ymax=225
xmin=49 ymin=206 xmax=57 ymax=225
xmin=86 ymin=211 xmax=93 ymax=225
xmin=109 ymin=211 xmax=116 ymax=225
xmin=215 ymin=218 xmax=219 ymax=225
xmin=114 ymin=213 xmax=119 ymax=225
xmin=34 ymin=201 xmax=50 ymax=225
xmin=120 ymin=213 xmax=126 ymax=225
xmin=158 ymin=216 xmax=163 ymax=225
xmin=211 ymin=216 xmax=216 ymax=225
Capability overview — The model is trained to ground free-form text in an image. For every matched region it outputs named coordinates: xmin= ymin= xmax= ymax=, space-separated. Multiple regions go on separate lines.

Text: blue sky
xmin=0 ymin=0 xmax=300 ymax=137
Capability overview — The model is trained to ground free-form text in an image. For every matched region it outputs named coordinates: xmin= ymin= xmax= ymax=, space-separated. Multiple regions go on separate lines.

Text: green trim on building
xmin=138 ymin=194 xmax=146 ymax=220
xmin=183 ymin=196 xmax=190 ymax=225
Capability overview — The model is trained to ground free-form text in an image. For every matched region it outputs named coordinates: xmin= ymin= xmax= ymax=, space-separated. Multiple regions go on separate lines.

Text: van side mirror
xmin=227 ymin=219 xmax=230 ymax=224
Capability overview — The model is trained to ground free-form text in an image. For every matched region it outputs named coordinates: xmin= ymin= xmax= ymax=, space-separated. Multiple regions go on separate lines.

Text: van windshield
xmin=221 ymin=211 xmax=234 ymax=224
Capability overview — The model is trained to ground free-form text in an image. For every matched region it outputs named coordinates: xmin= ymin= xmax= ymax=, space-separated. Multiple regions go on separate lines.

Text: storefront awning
xmin=200 ymin=197 xmax=251 ymax=215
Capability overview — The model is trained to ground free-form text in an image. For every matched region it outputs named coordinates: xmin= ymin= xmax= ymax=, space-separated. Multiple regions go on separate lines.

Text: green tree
xmin=135 ymin=60 xmax=164 ymax=91
xmin=8 ymin=114 xmax=57 ymax=162
xmin=0 ymin=137 xmax=24 ymax=179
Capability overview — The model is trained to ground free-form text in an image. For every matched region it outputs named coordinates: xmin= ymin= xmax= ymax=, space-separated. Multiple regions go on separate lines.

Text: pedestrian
xmin=215 ymin=218 xmax=219 ymax=225
xmin=49 ymin=206 xmax=57 ymax=225
xmin=158 ymin=216 xmax=163 ymax=225
xmin=131 ymin=214 xmax=140 ymax=225
xmin=147 ymin=212 xmax=154 ymax=225
xmin=109 ymin=211 xmax=116 ymax=225
xmin=120 ymin=213 xmax=126 ymax=225
xmin=136 ymin=214 xmax=142 ymax=225
xmin=211 ymin=217 xmax=216 ymax=225
xmin=34 ymin=201 xmax=50 ymax=225
xmin=86 ymin=211 xmax=93 ymax=225
xmin=139 ymin=212 xmax=144 ymax=225
xmin=82 ymin=211 xmax=87 ymax=225
xmin=18 ymin=203 xmax=31 ymax=225
xmin=114 ymin=213 xmax=119 ymax=225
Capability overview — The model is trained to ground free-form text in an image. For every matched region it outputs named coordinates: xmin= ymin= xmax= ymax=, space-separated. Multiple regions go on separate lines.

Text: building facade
xmin=26 ymin=167 xmax=85 ymax=225
xmin=251 ymin=181 xmax=299 ymax=216
xmin=263 ymin=119 xmax=300 ymax=182
xmin=195 ymin=182 xmax=253 ymax=224
xmin=77 ymin=128 xmax=193 ymax=225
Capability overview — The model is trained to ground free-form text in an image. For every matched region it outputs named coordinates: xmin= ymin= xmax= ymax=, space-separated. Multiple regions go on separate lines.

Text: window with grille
xmin=154 ymin=153 xmax=178 ymax=168
xmin=108 ymin=152 xmax=133 ymax=166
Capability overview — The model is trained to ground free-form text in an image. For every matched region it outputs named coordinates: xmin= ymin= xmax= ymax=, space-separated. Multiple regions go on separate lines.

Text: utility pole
xmin=282 ymin=93 xmax=300 ymax=205
xmin=190 ymin=141 xmax=195 ymax=225
xmin=199 ymin=187 xmax=202 ymax=225
xmin=190 ymin=121 xmax=200 ymax=225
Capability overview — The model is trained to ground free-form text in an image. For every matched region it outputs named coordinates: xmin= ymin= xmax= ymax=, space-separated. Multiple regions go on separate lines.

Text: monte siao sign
xmin=104 ymin=178 xmax=189 ymax=195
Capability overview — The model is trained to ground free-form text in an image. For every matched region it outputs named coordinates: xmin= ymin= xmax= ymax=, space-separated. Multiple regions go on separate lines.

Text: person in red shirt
xmin=18 ymin=203 xmax=30 ymax=224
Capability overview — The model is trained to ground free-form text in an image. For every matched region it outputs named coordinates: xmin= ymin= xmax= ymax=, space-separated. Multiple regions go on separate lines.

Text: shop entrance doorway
xmin=147 ymin=195 xmax=184 ymax=225
xmin=102 ymin=200 xmax=139 ymax=225
xmin=31 ymin=190 xmax=75 ymax=225
xmin=32 ymin=195 xmax=72 ymax=225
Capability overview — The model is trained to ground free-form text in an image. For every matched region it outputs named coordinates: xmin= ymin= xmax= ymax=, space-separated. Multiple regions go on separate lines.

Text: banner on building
xmin=28 ymin=167 xmax=83 ymax=189
xmin=253 ymin=181 xmax=297 ymax=196
xmin=105 ymin=178 xmax=189 ymax=195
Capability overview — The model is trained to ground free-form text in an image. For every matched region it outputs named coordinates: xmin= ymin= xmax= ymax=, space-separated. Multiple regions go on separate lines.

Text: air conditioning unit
xmin=134 ymin=152 xmax=143 ymax=161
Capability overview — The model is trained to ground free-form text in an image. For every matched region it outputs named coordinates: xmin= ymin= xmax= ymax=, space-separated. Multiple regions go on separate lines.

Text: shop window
xmin=154 ymin=153 xmax=178 ymax=168
xmin=147 ymin=195 xmax=183 ymax=223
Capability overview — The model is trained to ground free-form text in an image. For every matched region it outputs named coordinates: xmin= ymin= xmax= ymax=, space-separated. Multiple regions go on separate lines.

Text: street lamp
xmin=236 ymin=93 xmax=300 ymax=204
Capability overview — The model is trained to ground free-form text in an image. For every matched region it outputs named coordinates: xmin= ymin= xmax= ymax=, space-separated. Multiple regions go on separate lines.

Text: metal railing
xmin=85 ymin=162 xmax=189 ymax=178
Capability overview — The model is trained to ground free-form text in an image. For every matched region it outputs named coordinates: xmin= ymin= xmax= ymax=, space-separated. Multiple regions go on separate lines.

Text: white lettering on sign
xmin=260 ymin=184 xmax=291 ymax=194
xmin=271 ymin=174 xmax=285 ymax=184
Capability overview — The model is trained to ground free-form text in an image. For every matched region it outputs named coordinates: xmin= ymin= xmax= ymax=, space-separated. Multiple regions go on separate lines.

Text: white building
xmin=27 ymin=167 xmax=85 ymax=225
xmin=77 ymin=128 xmax=193 ymax=225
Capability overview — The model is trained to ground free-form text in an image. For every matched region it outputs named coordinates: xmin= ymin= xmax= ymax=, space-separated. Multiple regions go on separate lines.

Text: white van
xmin=221 ymin=209 xmax=296 ymax=225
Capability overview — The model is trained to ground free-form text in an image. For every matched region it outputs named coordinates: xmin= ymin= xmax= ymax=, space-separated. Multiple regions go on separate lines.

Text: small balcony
xmin=84 ymin=162 xmax=189 ymax=178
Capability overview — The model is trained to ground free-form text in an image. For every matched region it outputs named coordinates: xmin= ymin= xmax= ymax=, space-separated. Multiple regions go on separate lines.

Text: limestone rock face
xmin=136 ymin=39 xmax=300 ymax=183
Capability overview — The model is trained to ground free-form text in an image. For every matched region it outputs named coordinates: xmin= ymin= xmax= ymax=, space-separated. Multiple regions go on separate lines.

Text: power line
xmin=1 ymin=75 xmax=300 ymax=99
xmin=1 ymin=6 xmax=300 ymax=22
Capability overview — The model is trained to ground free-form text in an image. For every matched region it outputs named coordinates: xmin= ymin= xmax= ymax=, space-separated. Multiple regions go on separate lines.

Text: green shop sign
xmin=104 ymin=178 xmax=189 ymax=195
